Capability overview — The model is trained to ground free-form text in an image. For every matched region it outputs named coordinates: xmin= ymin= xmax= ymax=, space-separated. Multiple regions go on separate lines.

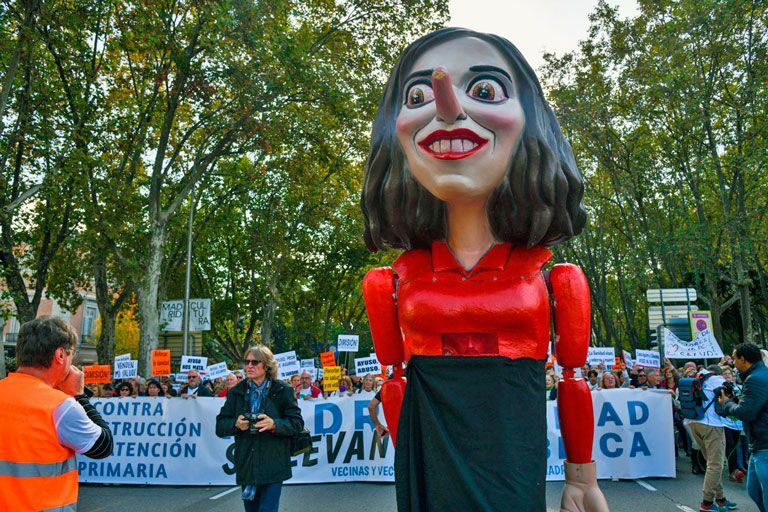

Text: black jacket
xmin=215 ymin=379 xmax=303 ymax=485
xmin=717 ymin=360 xmax=768 ymax=452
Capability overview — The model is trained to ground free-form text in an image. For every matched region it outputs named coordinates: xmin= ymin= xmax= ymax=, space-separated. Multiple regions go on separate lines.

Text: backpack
xmin=679 ymin=373 xmax=716 ymax=420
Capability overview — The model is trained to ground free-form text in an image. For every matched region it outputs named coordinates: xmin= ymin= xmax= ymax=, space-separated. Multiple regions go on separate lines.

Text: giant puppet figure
xmin=361 ymin=28 xmax=610 ymax=512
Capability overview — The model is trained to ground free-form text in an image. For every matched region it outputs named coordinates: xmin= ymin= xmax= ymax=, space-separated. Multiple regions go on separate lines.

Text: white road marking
xmin=635 ymin=479 xmax=657 ymax=491
xmin=676 ymin=505 xmax=697 ymax=512
xmin=209 ymin=486 xmax=240 ymax=500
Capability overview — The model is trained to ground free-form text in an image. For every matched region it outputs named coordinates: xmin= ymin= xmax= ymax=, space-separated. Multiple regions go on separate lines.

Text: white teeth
xmin=427 ymin=139 xmax=480 ymax=154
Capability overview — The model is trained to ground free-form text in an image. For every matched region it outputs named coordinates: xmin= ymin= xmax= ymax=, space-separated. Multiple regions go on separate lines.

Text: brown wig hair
xmin=361 ymin=27 xmax=586 ymax=251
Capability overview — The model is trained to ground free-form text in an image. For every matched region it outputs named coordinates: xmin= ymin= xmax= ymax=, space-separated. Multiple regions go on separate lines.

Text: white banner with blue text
xmin=77 ymin=389 xmax=673 ymax=485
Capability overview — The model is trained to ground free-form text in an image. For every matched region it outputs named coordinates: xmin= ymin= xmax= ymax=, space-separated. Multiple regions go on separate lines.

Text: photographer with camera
xmin=216 ymin=345 xmax=304 ymax=512
xmin=717 ymin=343 xmax=768 ymax=512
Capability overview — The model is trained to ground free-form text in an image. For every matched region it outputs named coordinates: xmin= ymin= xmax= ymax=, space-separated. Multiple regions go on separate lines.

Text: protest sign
xmin=635 ymin=349 xmax=661 ymax=368
xmin=337 ymin=334 xmax=359 ymax=352
xmin=664 ymin=328 xmax=723 ymax=359
xmin=689 ymin=311 xmax=713 ymax=338
xmin=623 ymin=350 xmax=634 ymax=369
xmin=323 ymin=366 xmax=342 ymax=392
xmin=611 ymin=357 xmax=624 ymax=371
xmin=175 ymin=373 xmax=188 ymax=383
xmin=188 ymin=299 xmax=211 ymax=331
xmin=160 ymin=300 xmax=184 ymax=331
xmin=180 ymin=355 xmax=208 ymax=373
xmin=84 ymin=365 xmax=112 ymax=384
xmin=205 ymin=362 xmax=228 ymax=381
xmin=274 ymin=351 xmax=300 ymax=380
xmin=300 ymin=359 xmax=316 ymax=370
xmin=114 ymin=360 xmax=138 ymax=379
xmin=115 ymin=353 xmax=131 ymax=362
xmin=151 ymin=350 xmax=171 ymax=376
xmin=77 ymin=390 xmax=673 ymax=485
xmin=587 ymin=347 xmax=616 ymax=367
xmin=320 ymin=351 xmax=336 ymax=368
xmin=355 ymin=357 xmax=380 ymax=377
xmin=317 ymin=368 xmax=324 ymax=380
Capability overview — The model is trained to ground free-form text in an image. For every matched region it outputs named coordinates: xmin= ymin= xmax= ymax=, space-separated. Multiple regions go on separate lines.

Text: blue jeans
xmin=242 ymin=483 xmax=282 ymax=512
xmin=748 ymin=449 xmax=768 ymax=512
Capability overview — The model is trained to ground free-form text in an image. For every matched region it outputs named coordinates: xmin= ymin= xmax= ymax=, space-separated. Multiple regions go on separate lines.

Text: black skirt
xmin=395 ymin=356 xmax=547 ymax=512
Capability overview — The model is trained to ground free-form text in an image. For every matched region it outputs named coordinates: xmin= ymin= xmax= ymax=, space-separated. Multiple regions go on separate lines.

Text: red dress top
xmin=393 ymin=241 xmax=553 ymax=362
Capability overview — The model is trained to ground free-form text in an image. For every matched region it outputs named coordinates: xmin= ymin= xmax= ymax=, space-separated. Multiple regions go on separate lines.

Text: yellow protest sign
xmin=322 ymin=365 xmax=342 ymax=392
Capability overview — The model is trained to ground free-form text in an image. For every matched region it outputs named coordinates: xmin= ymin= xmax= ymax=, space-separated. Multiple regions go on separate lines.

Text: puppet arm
xmin=550 ymin=264 xmax=609 ymax=512
xmin=362 ymin=267 xmax=407 ymax=445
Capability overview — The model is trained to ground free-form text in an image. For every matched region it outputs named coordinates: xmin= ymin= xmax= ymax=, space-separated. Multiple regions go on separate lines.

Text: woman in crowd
xmin=146 ymin=379 xmax=165 ymax=398
xmin=545 ymin=374 xmax=557 ymax=400
xmin=160 ymin=379 xmax=177 ymax=397
xmin=356 ymin=374 xmax=377 ymax=400
xmin=219 ymin=372 xmax=239 ymax=398
xmin=216 ymin=345 xmax=304 ymax=512
xmin=116 ymin=382 xmax=133 ymax=398
xmin=600 ymin=372 xmax=617 ymax=390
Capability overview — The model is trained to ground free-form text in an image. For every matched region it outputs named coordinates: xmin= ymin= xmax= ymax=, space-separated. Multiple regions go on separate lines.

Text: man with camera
xmin=685 ymin=365 xmax=738 ymax=511
xmin=216 ymin=345 xmax=304 ymax=512
xmin=717 ymin=343 xmax=768 ymax=512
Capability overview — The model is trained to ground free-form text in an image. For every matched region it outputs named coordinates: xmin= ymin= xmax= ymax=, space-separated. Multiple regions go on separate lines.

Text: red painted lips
xmin=418 ymin=128 xmax=488 ymax=160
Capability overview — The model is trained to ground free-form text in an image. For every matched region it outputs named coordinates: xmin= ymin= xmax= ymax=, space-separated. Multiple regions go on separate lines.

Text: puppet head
xmin=361 ymin=28 xmax=585 ymax=252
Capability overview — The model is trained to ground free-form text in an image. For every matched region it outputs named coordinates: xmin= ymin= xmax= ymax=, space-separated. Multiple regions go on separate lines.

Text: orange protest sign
xmin=83 ymin=365 xmax=111 ymax=384
xmin=152 ymin=350 xmax=171 ymax=376
xmin=320 ymin=351 xmax=336 ymax=368
xmin=612 ymin=356 xmax=624 ymax=371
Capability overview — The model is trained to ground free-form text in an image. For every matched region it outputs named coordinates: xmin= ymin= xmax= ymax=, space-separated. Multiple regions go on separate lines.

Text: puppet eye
xmin=467 ymin=78 xmax=507 ymax=103
xmin=405 ymin=82 xmax=434 ymax=107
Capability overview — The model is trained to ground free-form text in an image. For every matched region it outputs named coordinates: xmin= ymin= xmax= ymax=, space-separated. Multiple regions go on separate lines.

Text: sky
xmin=448 ymin=0 xmax=639 ymax=71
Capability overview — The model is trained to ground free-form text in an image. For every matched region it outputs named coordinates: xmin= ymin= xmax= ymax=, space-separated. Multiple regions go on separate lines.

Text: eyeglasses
xmin=244 ymin=359 xmax=262 ymax=366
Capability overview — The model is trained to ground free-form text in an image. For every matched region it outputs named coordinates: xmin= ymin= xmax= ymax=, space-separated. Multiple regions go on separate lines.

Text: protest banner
xmin=623 ymin=350 xmax=634 ymax=369
xmin=180 ymin=355 xmax=208 ymax=373
xmin=337 ymin=334 xmax=359 ymax=353
xmin=320 ymin=351 xmax=336 ymax=368
xmin=587 ymin=347 xmax=616 ymax=367
xmin=160 ymin=300 xmax=184 ymax=331
xmin=114 ymin=359 xmax=138 ymax=379
xmin=664 ymin=328 xmax=723 ymax=359
xmin=355 ymin=357 xmax=380 ymax=377
xmin=115 ymin=353 xmax=131 ymax=363
xmin=76 ymin=389 xmax=673 ymax=485
xmin=205 ymin=362 xmax=228 ymax=381
xmin=151 ymin=350 xmax=171 ymax=377
xmin=323 ymin=366 xmax=342 ymax=392
xmin=188 ymin=299 xmax=211 ymax=331
xmin=635 ymin=349 xmax=661 ymax=368
xmin=84 ymin=365 xmax=111 ymax=384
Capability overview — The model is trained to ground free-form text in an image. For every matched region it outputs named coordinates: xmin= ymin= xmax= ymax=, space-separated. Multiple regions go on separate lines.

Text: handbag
xmin=291 ymin=427 xmax=312 ymax=456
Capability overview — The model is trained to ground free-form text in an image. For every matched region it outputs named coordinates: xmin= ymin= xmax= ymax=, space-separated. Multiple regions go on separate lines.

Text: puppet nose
xmin=432 ymin=66 xmax=466 ymax=124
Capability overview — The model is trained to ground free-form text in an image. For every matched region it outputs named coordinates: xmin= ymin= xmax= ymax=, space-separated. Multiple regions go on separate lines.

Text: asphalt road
xmin=79 ymin=457 xmax=759 ymax=512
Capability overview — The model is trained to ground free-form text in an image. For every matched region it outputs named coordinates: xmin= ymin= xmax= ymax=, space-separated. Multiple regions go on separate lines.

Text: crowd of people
xmin=85 ymin=367 xmax=386 ymax=402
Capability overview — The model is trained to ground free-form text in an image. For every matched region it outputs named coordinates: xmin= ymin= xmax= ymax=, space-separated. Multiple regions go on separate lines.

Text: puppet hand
xmin=380 ymin=376 xmax=406 ymax=446
xmin=560 ymin=461 xmax=609 ymax=512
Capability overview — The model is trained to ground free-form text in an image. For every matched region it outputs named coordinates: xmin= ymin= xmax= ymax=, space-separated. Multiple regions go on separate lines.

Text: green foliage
xmin=543 ymin=0 xmax=768 ymax=350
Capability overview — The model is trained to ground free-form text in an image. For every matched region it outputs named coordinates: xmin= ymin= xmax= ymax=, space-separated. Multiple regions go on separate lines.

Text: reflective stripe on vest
xmin=0 ymin=457 xmax=77 ymax=478
xmin=0 ymin=373 xmax=79 ymax=511
xmin=41 ymin=503 xmax=78 ymax=512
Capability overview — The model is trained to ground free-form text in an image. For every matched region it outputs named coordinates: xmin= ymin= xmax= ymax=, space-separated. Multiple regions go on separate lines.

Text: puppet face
xmin=395 ymin=37 xmax=525 ymax=204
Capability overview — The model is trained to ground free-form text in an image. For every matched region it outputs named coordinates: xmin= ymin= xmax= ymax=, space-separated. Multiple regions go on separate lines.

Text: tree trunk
xmin=260 ymin=279 xmax=278 ymax=348
xmin=138 ymin=223 xmax=166 ymax=375
xmin=93 ymin=253 xmax=118 ymax=365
